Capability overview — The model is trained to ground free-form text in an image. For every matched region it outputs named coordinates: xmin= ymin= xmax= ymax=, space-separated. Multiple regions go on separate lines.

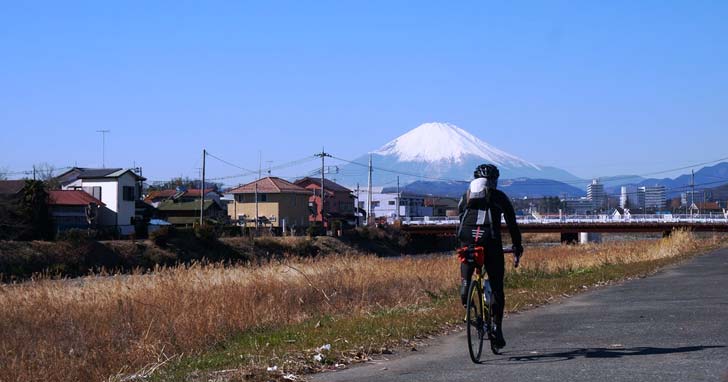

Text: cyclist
xmin=458 ymin=163 xmax=523 ymax=349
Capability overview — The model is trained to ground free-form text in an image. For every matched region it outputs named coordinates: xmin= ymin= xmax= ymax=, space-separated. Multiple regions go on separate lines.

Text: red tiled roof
xmin=294 ymin=177 xmax=351 ymax=193
xmin=183 ymin=188 xmax=217 ymax=197
xmin=145 ymin=189 xmax=178 ymax=201
xmin=229 ymin=177 xmax=310 ymax=194
xmin=49 ymin=190 xmax=105 ymax=206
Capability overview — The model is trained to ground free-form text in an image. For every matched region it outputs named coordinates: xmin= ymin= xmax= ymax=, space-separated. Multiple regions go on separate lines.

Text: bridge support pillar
xmin=560 ymin=232 xmax=579 ymax=245
xmin=579 ymin=232 xmax=602 ymax=244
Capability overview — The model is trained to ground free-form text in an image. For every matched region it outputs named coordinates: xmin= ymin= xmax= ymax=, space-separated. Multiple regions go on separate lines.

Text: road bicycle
xmin=462 ymin=246 xmax=518 ymax=363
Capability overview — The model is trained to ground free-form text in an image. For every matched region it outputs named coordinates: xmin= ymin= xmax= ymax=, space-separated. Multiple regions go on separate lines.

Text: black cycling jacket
xmin=457 ymin=188 xmax=522 ymax=248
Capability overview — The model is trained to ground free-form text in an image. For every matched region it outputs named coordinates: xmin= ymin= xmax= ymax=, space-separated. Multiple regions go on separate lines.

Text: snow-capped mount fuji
xmin=339 ymin=122 xmax=580 ymax=187
xmin=373 ymin=122 xmax=540 ymax=168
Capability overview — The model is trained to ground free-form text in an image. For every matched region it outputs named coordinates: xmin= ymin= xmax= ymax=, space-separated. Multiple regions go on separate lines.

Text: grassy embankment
xmin=0 ymin=231 xmax=724 ymax=382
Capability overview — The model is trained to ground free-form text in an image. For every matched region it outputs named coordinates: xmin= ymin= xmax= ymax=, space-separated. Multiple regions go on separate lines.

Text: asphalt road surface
xmin=314 ymin=248 xmax=728 ymax=382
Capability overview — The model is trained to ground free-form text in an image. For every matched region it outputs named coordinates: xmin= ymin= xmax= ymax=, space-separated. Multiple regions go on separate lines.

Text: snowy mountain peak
xmin=373 ymin=122 xmax=540 ymax=169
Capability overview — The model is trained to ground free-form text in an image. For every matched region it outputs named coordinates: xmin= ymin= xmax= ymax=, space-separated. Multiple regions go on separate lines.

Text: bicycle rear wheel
xmin=484 ymin=289 xmax=500 ymax=355
xmin=466 ymin=279 xmax=484 ymax=363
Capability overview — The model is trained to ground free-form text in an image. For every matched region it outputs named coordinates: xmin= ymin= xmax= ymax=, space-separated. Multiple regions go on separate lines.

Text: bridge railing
xmin=397 ymin=214 xmax=728 ymax=225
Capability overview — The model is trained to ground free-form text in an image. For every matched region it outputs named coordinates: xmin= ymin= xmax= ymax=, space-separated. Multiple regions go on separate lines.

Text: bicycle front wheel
xmin=466 ymin=279 xmax=484 ymax=363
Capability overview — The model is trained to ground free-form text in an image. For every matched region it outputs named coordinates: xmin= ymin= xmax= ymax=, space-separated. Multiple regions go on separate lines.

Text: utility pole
xmin=367 ymin=154 xmax=373 ymax=225
xmin=255 ymin=152 xmax=261 ymax=231
xmin=134 ymin=166 xmax=144 ymax=200
xmin=314 ymin=149 xmax=332 ymax=229
xmin=200 ymin=149 xmax=206 ymax=226
xmin=396 ymin=176 xmax=400 ymax=220
xmin=691 ymin=170 xmax=695 ymax=217
xmin=355 ymin=182 xmax=360 ymax=227
xmin=96 ymin=130 xmax=110 ymax=168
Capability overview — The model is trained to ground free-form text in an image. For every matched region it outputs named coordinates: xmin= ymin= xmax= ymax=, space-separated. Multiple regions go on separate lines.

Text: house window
xmin=83 ymin=186 xmax=102 ymax=201
xmin=358 ymin=201 xmax=365 ymax=208
xmin=372 ymin=201 xmax=380 ymax=207
xmin=257 ymin=193 xmax=267 ymax=202
xmin=123 ymin=186 xmax=135 ymax=201
xmin=388 ymin=200 xmax=395 ymax=205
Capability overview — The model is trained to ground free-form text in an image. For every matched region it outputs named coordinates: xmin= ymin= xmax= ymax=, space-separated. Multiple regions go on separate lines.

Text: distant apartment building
xmin=587 ymin=179 xmax=606 ymax=210
xmin=638 ymin=185 xmax=666 ymax=210
xmin=620 ymin=185 xmax=638 ymax=209
xmin=680 ymin=190 xmax=710 ymax=207
xmin=561 ymin=197 xmax=594 ymax=215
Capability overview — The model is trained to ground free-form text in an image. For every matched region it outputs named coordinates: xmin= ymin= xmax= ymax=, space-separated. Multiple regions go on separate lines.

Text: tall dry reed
xmin=0 ymin=231 xmax=715 ymax=382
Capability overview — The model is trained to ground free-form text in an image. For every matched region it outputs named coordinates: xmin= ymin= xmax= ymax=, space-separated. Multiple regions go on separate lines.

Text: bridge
xmin=397 ymin=214 xmax=728 ymax=242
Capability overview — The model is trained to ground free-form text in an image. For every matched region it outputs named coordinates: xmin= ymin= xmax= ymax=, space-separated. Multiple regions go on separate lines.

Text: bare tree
xmin=0 ymin=167 xmax=7 ymax=180
xmin=34 ymin=163 xmax=61 ymax=189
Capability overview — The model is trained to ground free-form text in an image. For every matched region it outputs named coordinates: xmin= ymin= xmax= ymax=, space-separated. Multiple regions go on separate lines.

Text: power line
xmin=204 ymin=151 xmax=257 ymax=174
xmin=330 ymin=155 xmax=463 ymax=182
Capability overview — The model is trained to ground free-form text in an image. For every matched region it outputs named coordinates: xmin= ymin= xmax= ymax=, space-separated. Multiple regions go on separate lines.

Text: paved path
xmin=314 ymin=248 xmax=728 ymax=382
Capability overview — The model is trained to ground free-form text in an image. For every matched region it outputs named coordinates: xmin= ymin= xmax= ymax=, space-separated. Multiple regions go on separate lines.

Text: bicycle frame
xmin=473 ymin=268 xmax=494 ymax=335
xmin=464 ymin=246 xmax=516 ymax=361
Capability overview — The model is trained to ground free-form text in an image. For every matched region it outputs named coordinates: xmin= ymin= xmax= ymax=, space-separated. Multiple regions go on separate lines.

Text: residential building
xmin=687 ymin=201 xmax=723 ymax=214
xmin=680 ymin=190 xmax=709 ymax=207
xmin=611 ymin=207 xmax=631 ymax=220
xmin=424 ymin=197 xmax=459 ymax=217
xmin=156 ymin=200 xmax=226 ymax=227
xmin=354 ymin=187 xmax=433 ymax=220
xmin=57 ymin=167 xmax=145 ymax=235
xmin=0 ymin=180 xmax=26 ymax=200
xmin=634 ymin=188 xmax=646 ymax=211
xmin=639 ymin=185 xmax=666 ymax=211
xmin=561 ymin=197 xmax=594 ymax=215
xmin=293 ymin=177 xmax=355 ymax=228
xmin=144 ymin=189 xmax=178 ymax=205
xmin=144 ymin=187 xmax=221 ymax=208
xmin=227 ymin=177 xmax=311 ymax=230
xmin=0 ymin=180 xmax=27 ymax=234
xmin=587 ymin=179 xmax=606 ymax=210
xmin=48 ymin=190 xmax=104 ymax=231
xmin=619 ymin=186 xmax=639 ymax=209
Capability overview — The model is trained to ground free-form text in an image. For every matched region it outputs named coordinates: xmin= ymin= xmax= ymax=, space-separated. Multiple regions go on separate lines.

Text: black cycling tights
xmin=460 ymin=251 xmax=505 ymax=325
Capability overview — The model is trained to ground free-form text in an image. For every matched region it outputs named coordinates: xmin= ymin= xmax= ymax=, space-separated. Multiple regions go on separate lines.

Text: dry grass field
xmin=0 ymin=231 xmax=722 ymax=382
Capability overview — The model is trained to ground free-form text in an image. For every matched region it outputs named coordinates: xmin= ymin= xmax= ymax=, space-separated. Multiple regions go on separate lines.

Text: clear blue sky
xmin=1 ymin=1 xmax=727 ymax=186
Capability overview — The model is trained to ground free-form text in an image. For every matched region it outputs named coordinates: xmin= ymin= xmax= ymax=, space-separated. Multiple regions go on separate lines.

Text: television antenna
xmin=96 ymin=130 xmax=111 ymax=168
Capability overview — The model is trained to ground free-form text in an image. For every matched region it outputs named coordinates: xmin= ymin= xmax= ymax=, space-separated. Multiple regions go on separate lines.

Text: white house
xmin=353 ymin=187 xmax=433 ymax=220
xmin=57 ymin=168 xmax=145 ymax=235
xmin=611 ymin=207 xmax=631 ymax=220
